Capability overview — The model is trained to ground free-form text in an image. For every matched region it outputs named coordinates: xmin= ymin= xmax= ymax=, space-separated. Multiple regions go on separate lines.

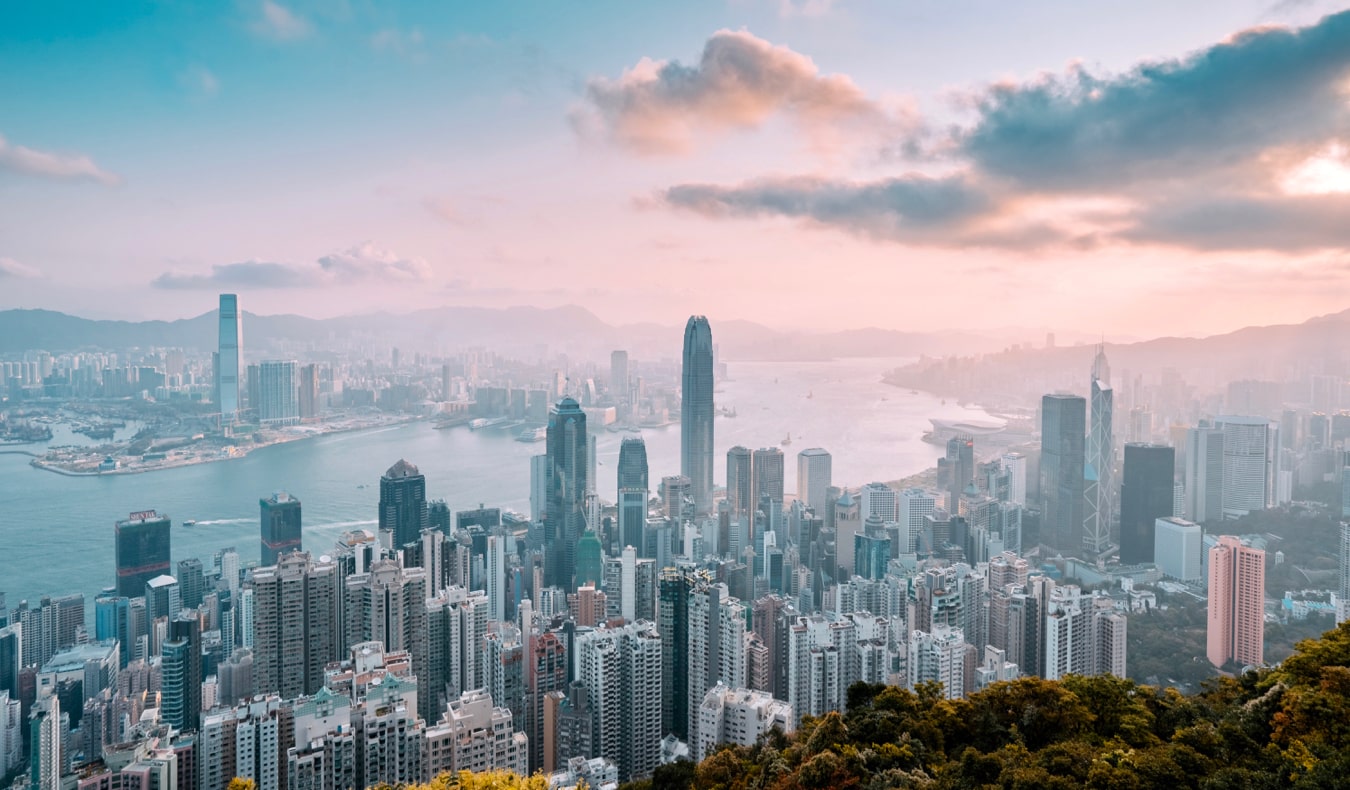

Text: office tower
xmin=115 ymin=510 xmax=172 ymax=598
xmin=258 ymin=360 xmax=299 ymax=425
xmin=751 ymin=448 xmax=785 ymax=510
xmin=1040 ymin=394 xmax=1087 ymax=555
xmin=260 ymin=492 xmax=303 ymax=566
xmin=298 ymin=363 xmax=320 ymax=419
xmin=657 ymin=568 xmax=693 ymax=740
xmin=545 ymin=398 xmax=589 ymax=590
xmin=853 ymin=521 xmax=891 ymax=581
xmin=944 ymin=436 xmax=975 ymax=513
xmin=796 ymin=448 xmax=832 ymax=513
xmin=859 ymin=482 xmax=898 ymax=523
xmin=530 ymin=454 xmax=549 ymax=524
xmin=1155 ymin=517 xmax=1203 ymax=582
xmin=575 ymin=530 xmax=603 ymax=590
xmin=249 ymin=552 xmax=341 ymax=698
xmin=1086 ymin=345 xmax=1114 ymax=556
xmin=424 ymin=689 xmax=529 ymax=778
xmin=681 ymin=316 xmax=715 ymax=514
xmin=486 ymin=531 xmax=512 ymax=621
xmin=1000 ymin=453 xmax=1027 ymax=506
xmin=1207 ymin=535 xmax=1265 ymax=668
xmin=617 ymin=436 xmax=649 ymax=554
xmin=1185 ymin=426 xmax=1225 ymax=523
xmin=721 ymin=446 xmax=749 ymax=521
xmin=661 ymin=475 xmax=691 ymax=522
xmin=898 ymin=489 xmax=936 ymax=555
xmin=1119 ymin=443 xmax=1176 ymax=564
xmin=575 ymin=622 xmax=663 ymax=781
xmin=217 ymin=293 xmax=242 ymax=423
xmin=1129 ymin=406 xmax=1152 ymax=443
xmin=379 ymin=459 xmax=428 ymax=549
xmin=161 ymin=614 xmax=202 ymax=733
xmin=0 ymin=625 xmax=19 ymax=698
xmin=1215 ymin=416 xmax=1278 ymax=518
xmin=610 ymin=350 xmax=629 ymax=403
xmin=177 ymin=557 xmax=206 ymax=610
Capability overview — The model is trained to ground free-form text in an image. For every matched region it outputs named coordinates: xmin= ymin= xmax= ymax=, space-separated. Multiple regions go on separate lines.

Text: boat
xmin=183 ymin=519 xmax=197 ymax=527
xmin=806 ymin=390 xmax=813 ymax=399
xmin=515 ymin=426 xmax=547 ymax=442
xmin=781 ymin=432 xmax=792 ymax=447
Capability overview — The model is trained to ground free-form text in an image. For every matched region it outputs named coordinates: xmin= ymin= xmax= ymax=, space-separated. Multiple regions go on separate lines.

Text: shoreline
xmin=27 ymin=415 xmax=425 ymax=478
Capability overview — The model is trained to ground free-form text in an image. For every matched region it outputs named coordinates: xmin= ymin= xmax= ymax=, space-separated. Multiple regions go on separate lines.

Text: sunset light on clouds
xmin=3 ymin=0 xmax=1350 ymax=336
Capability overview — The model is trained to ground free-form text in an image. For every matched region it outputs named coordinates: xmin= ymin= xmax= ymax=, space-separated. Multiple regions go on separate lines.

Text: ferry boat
xmin=515 ymin=426 xmax=547 ymax=442
xmin=183 ymin=520 xmax=197 ymax=527
xmin=781 ymin=432 xmax=792 ymax=446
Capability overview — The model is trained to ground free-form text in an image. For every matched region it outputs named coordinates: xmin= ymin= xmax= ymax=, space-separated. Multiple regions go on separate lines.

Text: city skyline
xmin=4 ymin=2 xmax=1350 ymax=336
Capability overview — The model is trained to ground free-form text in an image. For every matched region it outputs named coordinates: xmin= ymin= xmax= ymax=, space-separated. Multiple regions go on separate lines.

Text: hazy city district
xmin=0 ymin=292 xmax=1346 ymax=790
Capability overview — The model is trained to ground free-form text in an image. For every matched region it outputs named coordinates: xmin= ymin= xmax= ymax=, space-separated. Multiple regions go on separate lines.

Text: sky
xmin=2 ymin=0 xmax=1350 ymax=337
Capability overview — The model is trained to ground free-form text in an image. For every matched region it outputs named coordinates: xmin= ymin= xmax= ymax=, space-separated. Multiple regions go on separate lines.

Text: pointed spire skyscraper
xmin=1086 ymin=343 xmax=1114 ymax=556
xmin=681 ymin=316 xmax=715 ymax=514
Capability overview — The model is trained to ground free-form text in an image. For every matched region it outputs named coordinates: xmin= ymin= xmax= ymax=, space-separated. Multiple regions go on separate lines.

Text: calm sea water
xmin=0 ymin=358 xmax=992 ymax=610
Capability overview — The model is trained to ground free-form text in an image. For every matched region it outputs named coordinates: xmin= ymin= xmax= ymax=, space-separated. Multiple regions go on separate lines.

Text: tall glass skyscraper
xmin=1086 ymin=345 xmax=1115 ymax=556
xmin=114 ymin=510 xmax=172 ymax=598
xmin=216 ymin=293 xmax=242 ymax=423
xmin=1040 ymin=394 xmax=1086 ymax=555
xmin=545 ymin=397 xmax=588 ymax=589
xmin=681 ymin=316 xmax=714 ymax=514
xmin=260 ymin=491 xmax=303 ymax=565
xmin=1118 ymin=443 xmax=1175 ymax=564
xmin=379 ymin=459 xmax=428 ymax=549
xmin=617 ymin=436 xmax=649 ymax=555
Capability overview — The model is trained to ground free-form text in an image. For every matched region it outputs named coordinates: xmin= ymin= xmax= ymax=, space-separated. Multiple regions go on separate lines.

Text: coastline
xmin=27 ymin=415 xmax=425 ymax=477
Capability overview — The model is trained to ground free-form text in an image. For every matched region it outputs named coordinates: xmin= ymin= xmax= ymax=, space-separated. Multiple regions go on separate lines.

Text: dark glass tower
xmin=1039 ymin=394 xmax=1086 ymax=555
xmin=1119 ymin=443 xmax=1176 ymax=564
xmin=379 ymin=459 xmax=428 ymax=549
xmin=681 ymin=316 xmax=715 ymax=514
xmin=114 ymin=510 xmax=171 ymax=598
xmin=545 ymin=398 xmax=588 ymax=589
xmin=161 ymin=613 xmax=201 ymax=733
xmin=726 ymin=446 xmax=752 ymax=518
xmin=260 ymin=491 xmax=303 ymax=565
xmin=617 ymin=436 xmax=649 ymax=555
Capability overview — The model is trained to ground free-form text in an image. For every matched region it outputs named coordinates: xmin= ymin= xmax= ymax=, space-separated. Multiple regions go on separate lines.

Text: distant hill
xmin=0 ymin=306 xmax=1012 ymax=361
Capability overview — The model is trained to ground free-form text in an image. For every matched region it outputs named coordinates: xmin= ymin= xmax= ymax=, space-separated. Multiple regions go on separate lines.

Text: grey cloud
xmin=576 ymin=29 xmax=906 ymax=155
xmin=0 ymin=134 xmax=121 ymax=186
xmin=1122 ymin=193 xmax=1350 ymax=252
xmin=152 ymin=261 xmax=310 ymax=290
xmin=957 ymin=11 xmax=1350 ymax=191
xmin=318 ymin=242 xmax=432 ymax=281
xmin=0 ymin=257 xmax=40 ymax=279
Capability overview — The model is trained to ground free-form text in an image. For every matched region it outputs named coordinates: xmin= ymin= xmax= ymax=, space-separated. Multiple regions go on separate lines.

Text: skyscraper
xmin=751 ymin=447 xmax=785 ymax=510
xmin=1184 ymin=425 xmax=1224 ymax=523
xmin=298 ymin=363 xmax=320 ymax=419
xmin=258 ymin=360 xmax=299 ymax=425
xmin=726 ymin=446 xmax=753 ymax=518
xmin=545 ymin=398 xmax=589 ymax=590
xmin=114 ymin=510 xmax=171 ymax=598
xmin=1086 ymin=345 xmax=1114 ymax=556
xmin=1118 ymin=443 xmax=1175 ymax=564
xmin=1206 ymin=535 xmax=1265 ymax=668
xmin=617 ymin=436 xmax=649 ymax=554
xmin=610 ymin=350 xmax=629 ymax=405
xmin=216 ymin=293 xmax=242 ymax=423
xmin=250 ymin=552 xmax=341 ymax=698
xmin=1215 ymin=416 xmax=1278 ymax=519
xmin=161 ymin=613 xmax=202 ymax=733
xmin=944 ymin=436 xmax=974 ymax=514
xmin=681 ymin=316 xmax=715 ymax=514
xmin=379 ymin=459 xmax=428 ymax=549
xmin=796 ymin=448 xmax=832 ymax=514
xmin=1040 ymin=394 xmax=1087 ymax=555
xmin=260 ymin=492 xmax=303 ymax=566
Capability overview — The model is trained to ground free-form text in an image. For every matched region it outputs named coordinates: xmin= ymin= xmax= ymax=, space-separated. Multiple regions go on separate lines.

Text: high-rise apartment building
xmin=115 ymin=510 xmax=172 ymax=598
xmin=681 ymin=316 xmax=715 ymax=514
xmin=1206 ymin=535 xmax=1265 ymax=668
xmin=695 ymin=684 xmax=793 ymax=762
xmin=575 ymin=621 xmax=663 ymax=781
xmin=898 ymin=489 xmax=937 ymax=555
xmin=1215 ymin=416 xmax=1278 ymax=519
xmin=258 ymin=360 xmax=299 ymax=425
xmin=424 ymin=689 xmax=529 ymax=778
xmin=216 ymin=294 xmax=242 ymax=423
xmin=796 ymin=449 xmax=832 ymax=514
xmin=379 ymin=459 xmax=428 ymax=549
xmin=1086 ymin=345 xmax=1114 ymax=556
xmin=617 ymin=436 xmax=649 ymax=554
xmin=249 ymin=552 xmax=341 ymax=698
xmin=1119 ymin=443 xmax=1175 ymax=564
xmin=1185 ymin=425 xmax=1225 ymax=523
xmin=545 ymin=398 xmax=589 ymax=590
xmin=1040 ymin=394 xmax=1087 ymax=555
xmin=686 ymin=583 xmax=746 ymax=748
xmin=907 ymin=626 xmax=966 ymax=700
xmin=260 ymin=492 xmax=302 ymax=566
